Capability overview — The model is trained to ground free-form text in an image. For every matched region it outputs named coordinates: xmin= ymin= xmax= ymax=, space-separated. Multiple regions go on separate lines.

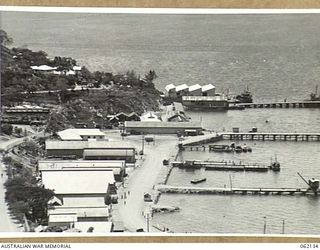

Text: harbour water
xmin=2 ymin=11 xmax=320 ymax=234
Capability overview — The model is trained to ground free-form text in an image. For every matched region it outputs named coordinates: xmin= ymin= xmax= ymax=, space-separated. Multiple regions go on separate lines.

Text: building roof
xmin=182 ymin=95 xmax=227 ymax=101
xmin=38 ymin=160 xmax=125 ymax=171
xmin=140 ymin=111 xmax=162 ymax=122
xmin=66 ymin=70 xmax=76 ymax=76
xmin=74 ymin=221 xmax=113 ymax=233
xmin=45 ymin=140 xmax=135 ymax=150
xmin=176 ymin=84 xmax=189 ymax=92
xmin=125 ymin=121 xmax=202 ymax=129
xmin=202 ymin=84 xmax=215 ymax=92
xmin=31 ymin=65 xmax=57 ymax=71
xmin=164 ymin=84 xmax=176 ymax=92
xmin=41 ymin=170 xmax=115 ymax=194
xmin=189 ymin=84 xmax=202 ymax=92
xmin=57 ymin=129 xmax=106 ymax=141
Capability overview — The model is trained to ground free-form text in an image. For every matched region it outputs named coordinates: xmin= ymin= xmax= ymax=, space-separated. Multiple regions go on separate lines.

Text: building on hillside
xmin=57 ymin=128 xmax=106 ymax=141
xmin=182 ymin=95 xmax=229 ymax=110
xmin=164 ymin=84 xmax=176 ymax=98
xmin=124 ymin=121 xmax=202 ymax=135
xmin=201 ymin=84 xmax=216 ymax=96
xmin=38 ymin=160 xmax=126 ymax=182
xmin=41 ymin=169 xmax=115 ymax=206
xmin=45 ymin=140 xmax=136 ymax=163
xmin=175 ymin=84 xmax=189 ymax=97
xmin=188 ymin=84 xmax=202 ymax=96
xmin=109 ymin=112 xmax=141 ymax=124
xmin=2 ymin=105 xmax=51 ymax=125
xmin=30 ymin=65 xmax=57 ymax=74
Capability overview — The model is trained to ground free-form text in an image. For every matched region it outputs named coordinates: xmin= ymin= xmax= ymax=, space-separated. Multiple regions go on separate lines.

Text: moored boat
xmin=190 ymin=178 xmax=207 ymax=184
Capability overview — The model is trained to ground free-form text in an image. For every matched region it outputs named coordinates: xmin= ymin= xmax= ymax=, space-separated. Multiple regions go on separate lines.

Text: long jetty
xmin=156 ymin=185 xmax=319 ymax=196
xmin=219 ymin=132 xmax=320 ymax=141
xmin=232 ymin=101 xmax=320 ymax=109
xmin=173 ymin=161 xmax=277 ymax=172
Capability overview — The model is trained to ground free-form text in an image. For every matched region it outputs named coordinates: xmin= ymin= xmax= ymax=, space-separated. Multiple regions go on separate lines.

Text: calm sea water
xmin=2 ymin=12 xmax=320 ymax=234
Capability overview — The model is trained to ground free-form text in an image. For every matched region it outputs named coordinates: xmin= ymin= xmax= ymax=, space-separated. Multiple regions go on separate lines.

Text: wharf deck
xmin=156 ymin=185 xmax=319 ymax=196
xmin=179 ymin=133 xmax=223 ymax=147
xmin=174 ymin=161 xmax=272 ymax=172
xmin=232 ymin=101 xmax=320 ymax=109
xmin=219 ymin=132 xmax=320 ymax=141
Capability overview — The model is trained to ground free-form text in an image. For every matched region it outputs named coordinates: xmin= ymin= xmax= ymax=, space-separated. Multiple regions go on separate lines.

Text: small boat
xmin=234 ymin=146 xmax=243 ymax=153
xmin=190 ymin=178 xmax=207 ymax=184
xmin=209 ymin=144 xmax=233 ymax=152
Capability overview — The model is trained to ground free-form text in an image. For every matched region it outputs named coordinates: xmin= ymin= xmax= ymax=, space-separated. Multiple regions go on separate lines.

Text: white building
xmin=164 ymin=84 xmax=176 ymax=98
xmin=188 ymin=84 xmax=202 ymax=96
xmin=202 ymin=84 xmax=216 ymax=96
xmin=175 ymin=84 xmax=189 ymax=97
xmin=41 ymin=169 xmax=115 ymax=207
xmin=57 ymin=128 xmax=106 ymax=141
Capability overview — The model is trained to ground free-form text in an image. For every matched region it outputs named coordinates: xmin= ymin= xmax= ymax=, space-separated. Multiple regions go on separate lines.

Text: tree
xmin=1 ymin=124 xmax=13 ymax=135
xmin=14 ymin=127 xmax=23 ymax=136
xmin=145 ymin=70 xmax=157 ymax=82
xmin=0 ymin=29 xmax=13 ymax=46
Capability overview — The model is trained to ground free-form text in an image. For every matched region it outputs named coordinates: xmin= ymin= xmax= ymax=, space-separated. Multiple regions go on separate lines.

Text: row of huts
xmin=164 ymin=84 xmax=216 ymax=98
xmin=39 ymin=128 xmax=135 ymax=233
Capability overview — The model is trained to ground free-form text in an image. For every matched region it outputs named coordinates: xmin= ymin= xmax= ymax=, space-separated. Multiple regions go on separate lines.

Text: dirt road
xmin=115 ymin=135 xmax=178 ymax=232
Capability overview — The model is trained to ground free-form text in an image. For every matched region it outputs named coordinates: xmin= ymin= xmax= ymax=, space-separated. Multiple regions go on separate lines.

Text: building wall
xmin=63 ymin=196 xmax=106 ymax=207
xmin=125 ymin=127 xmax=202 ymax=135
xmin=189 ymin=89 xmax=202 ymax=96
xmin=203 ymin=88 xmax=216 ymax=96
xmin=84 ymin=155 xmax=135 ymax=163
xmin=81 ymin=135 xmax=105 ymax=141
xmin=46 ymin=149 xmax=84 ymax=158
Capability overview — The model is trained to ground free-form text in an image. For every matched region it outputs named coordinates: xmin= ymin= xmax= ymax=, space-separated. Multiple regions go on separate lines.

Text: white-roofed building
xmin=57 ymin=128 xmax=106 ymax=141
xmin=202 ymin=84 xmax=216 ymax=96
xmin=30 ymin=65 xmax=57 ymax=72
xmin=48 ymin=206 xmax=111 ymax=229
xmin=73 ymin=66 xmax=82 ymax=71
xmin=175 ymin=84 xmax=189 ymax=97
xmin=164 ymin=84 xmax=176 ymax=98
xmin=188 ymin=84 xmax=202 ymax=96
xmin=38 ymin=160 xmax=126 ymax=181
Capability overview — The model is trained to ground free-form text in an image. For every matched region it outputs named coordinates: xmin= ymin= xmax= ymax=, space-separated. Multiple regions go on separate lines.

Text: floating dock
xmin=156 ymin=185 xmax=319 ymax=196
xmin=219 ymin=132 xmax=320 ymax=141
xmin=232 ymin=101 xmax=320 ymax=109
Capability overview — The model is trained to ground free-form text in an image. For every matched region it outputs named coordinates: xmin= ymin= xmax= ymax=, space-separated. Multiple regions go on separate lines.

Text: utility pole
xmin=229 ymin=174 xmax=233 ymax=191
xmin=141 ymin=133 xmax=145 ymax=155
xmin=282 ymin=219 xmax=285 ymax=234
xmin=263 ymin=216 xmax=267 ymax=234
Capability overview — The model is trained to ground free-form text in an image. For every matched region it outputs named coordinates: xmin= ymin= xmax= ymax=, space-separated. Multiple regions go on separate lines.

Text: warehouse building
xmin=45 ymin=140 xmax=136 ymax=163
xmin=201 ymin=84 xmax=216 ymax=96
xmin=57 ymin=128 xmax=106 ymax=141
xmin=38 ymin=160 xmax=126 ymax=182
xmin=124 ymin=121 xmax=202 ymax=135
xmin=188 ymin=84 xmax=202 ymax=96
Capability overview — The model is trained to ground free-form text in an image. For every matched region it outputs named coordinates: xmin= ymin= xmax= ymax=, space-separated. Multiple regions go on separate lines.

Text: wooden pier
xmin=173 ymin=161 xmax=277 ymax=172
xmin=219 ymin=132 xmax=320 ymax=141
xmin=156 ymin=185 xmax=320 ymax=196
xmin=232 ymin=101 xmax=320 ymax=109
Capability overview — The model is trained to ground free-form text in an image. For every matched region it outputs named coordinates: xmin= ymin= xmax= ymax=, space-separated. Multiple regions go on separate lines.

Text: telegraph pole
xmin=282 ymin=219 xmax=285 ymax=234
xmin=263 ymin=216 xmax=267 ymax=234
xmin=141 ymin=133 xmax=145 ymax=155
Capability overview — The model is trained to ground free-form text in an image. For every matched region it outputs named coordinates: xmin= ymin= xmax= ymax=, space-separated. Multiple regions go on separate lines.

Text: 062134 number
xmin=300 ymin=244 xmax=319 ymax=248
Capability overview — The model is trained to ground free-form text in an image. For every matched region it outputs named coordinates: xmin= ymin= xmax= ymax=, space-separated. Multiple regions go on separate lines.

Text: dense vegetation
xmin=1 ymin=30 xmax=162 ymax=132
xmin=3 ymin=156 xmax=54 ymax=225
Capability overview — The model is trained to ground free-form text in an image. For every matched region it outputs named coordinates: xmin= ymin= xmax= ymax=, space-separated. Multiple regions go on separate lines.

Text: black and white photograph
xmin=0 ymin=8 xmax=320 ymax=235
